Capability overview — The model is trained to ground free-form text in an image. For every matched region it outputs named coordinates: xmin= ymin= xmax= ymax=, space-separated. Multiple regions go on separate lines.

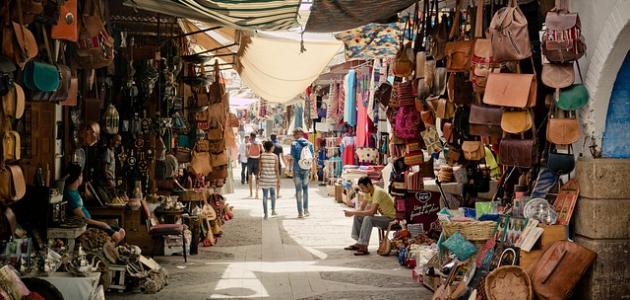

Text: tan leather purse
xmin=483 ymin=73 xmax=537 ymax=108
xmin=1 ymin=83 xmax=25 ymax=119
xmin=415 ymin=51 xmax=426 ymax=79
xmin=211 ymin=151 xmax=229 ymax=167
xmin=190 ymin=151 xmax=212 ymax=176
xmin=501 ymin=109 xmax=533 ymax=134
xmin=445 ymin=40 xmax=474 ymax=72
xmin=0 ymin=164 xmax=26 ymax=204
xmin=195 ymin=139 xmax=210 ymax=152
xmin=2 ymin=131 xmax=20 ymax=161
xmin=61 ymin=77 xmax=79 ymax=106
xmin=436 ymin=98 xmax=455 ymax=119
xmin=542 ymin=63 xmax=575 ymax=89
xmin=489 ymin=0 xmax=532 ymax=62
xmin=547 ymin=110 xmax=580 ymax=145
xmin=2 ymin=0 xmax=38 ymax=69
xmin=462 ymin=141 xmax=485 ymax=161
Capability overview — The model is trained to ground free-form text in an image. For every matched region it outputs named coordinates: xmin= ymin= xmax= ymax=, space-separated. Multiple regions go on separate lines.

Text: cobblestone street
xmin=110 ymin=177 xmax=432 ymax=299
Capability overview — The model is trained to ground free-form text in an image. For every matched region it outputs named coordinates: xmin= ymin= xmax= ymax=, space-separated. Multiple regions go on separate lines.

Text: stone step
xmin=574 ymin=236 xmax=630 ymax=300
xmin=574 ymin=197 xmax=630 ymax=239
xmin=576 ymin=158 xmax=630 ymax=199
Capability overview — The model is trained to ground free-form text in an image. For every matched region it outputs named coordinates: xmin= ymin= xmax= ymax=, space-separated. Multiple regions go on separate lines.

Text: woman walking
xmin=258 ymin=141 xmax=280 ymax=219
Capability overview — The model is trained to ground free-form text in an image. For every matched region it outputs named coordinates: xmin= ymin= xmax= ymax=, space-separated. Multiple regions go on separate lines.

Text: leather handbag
xmin=60 ymin=77 xmax=78 ymax=106
xmin=415 ymin=51 xmax=426 ymax=79
xmin=501 ymin=109 xmax=533 ymax=134
xmin=542 ymin=2 xmax=586 ymax=63
xmin=206 ymin=120 xmax=224 ymax=141
xmin=445 ymin=40 xmax=474 ymax=72
xmin=469 ymin=104 xmax=503 ymax=137
xmin=483 ymin=73 xmax=537 ymax=108
xmin=433 ymin=67 xmax=447 ymax=97
xmin=211 ymin=152 xmax=229 ymax=167
xmin=428 ymin=1 xmax=449 ymax=61
xmin=547 ymin=147 xmax=575 ymax=175
xmin=424 ymin=59 xmax=436 ymax=89
xmin=499 ymin=127 xmax=538 ymax=168
xmin=77 ymin=0 xmax=114 ymax=69
xmin=489 ymin=0 xmax=532 ymax=62
xmin=462 ymin=141 xmax=485 ymax=161
xmin=2 ymin=0 xmax=38 ymax=69
xmin=195 ymin=139 xmax=210 ymax=152
xmin=2 ymin=83 xmax=25 ymax=119
xmin=529 ymin=241 xmax=596 ymax=300
xmin=190 ymin=150 xmax=212 ymax=176
xmin=471 ymin=0 xmax=500 ymax=93
xmin=421 ymin=110 xmax=435 ymax=128
xmin=446 ymin=146 xmax=461 ymax=165
xmin=175 ymin=147 xmax=192 ymax=163
xmin=0 ymin=164 xmax=26 ymax=204
xmin=209 ymin=140 xmax=226 ymax=154
xmin=447 ymin=73 xmax=474 ymax=105
xmin=542 ymin=63 xmax=574 ymax=89
xmin=11 ymin=0 xmax=43 ymax=25
xmin=442 ymin=122 xmax=454 ymax=143
xmin=51 ymin=0 xmax=79 ymax=42
xmin=436 ymin=98 xmax=455 ymax=119
xmin=557 ymin=84 xmax=588 ymax=110
xmin=546 ymin=111 xmax=580 ymax=145
xmin=374 ymin=82 xmax=393 ymax=107
xmin=2 ymin=131 xmax=20 ymax=161
xmin=393 ymin=19 xmax=414 ymax=78
xmin=377 ymin=223 xmax=393 ymax=256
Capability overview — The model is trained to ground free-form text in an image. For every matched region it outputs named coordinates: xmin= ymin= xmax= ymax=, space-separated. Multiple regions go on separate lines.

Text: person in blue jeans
xmin=290 ymin=128 xmax=314 ymax=218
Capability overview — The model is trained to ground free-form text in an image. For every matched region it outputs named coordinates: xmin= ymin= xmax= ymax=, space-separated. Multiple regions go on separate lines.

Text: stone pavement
xmin=110 ymin=177 xmax=433 ymax=299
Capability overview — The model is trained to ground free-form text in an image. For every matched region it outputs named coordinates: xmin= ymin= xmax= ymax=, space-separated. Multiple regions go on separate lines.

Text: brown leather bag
xmin=445 ymin=40 xmax=474 ymax=72
xmin=542 ymin=63 xmax=574 ymax=89
xmin=547 ymin=110 xmax=580 ymax=145
xmin=489 ymin=0 xmax=532 ymax=62
xmin=190 ymin=150 xmax=212 ymax=176
xmin=77 ymin=0 xmax=114 ymax=69
xmin=528 ymin=241 xmax=596 ymax=300
xmin=499 ymin=125 xmax=537 ymax=168
xmin=393 ymin=36 xmax=414 ymax=78
xmin=211 ymin=151 xmax=229 ymax=167
xmin=2 ymin=83 xmax=25 ymax=119
xmin=469 ymin=104 xmax=503 ymax=137
xmin=60 ymin=77 xmax=79 ymax=106
xmin=442 ymin=122 xmax=454 ymax=143
xmin=542 ymin=1 xmax=585 ymax=63
xmin=51 ymin=0 xmax=79 ymax=42
xmin=2 ymin=0 xmax=38 ymax=69
xmin=436 ymin=98 xmax=455 ymax=119
xmin=447 ymin=73 xmax=474 ymax=105
xmin=501 ymin=109 xmax=533 ymax=134
xmin=471 ymin=0 xmax=500 ymax=93
xmin=462 ymin=141 xmax=485 ymax=161
xmin=483 ymin=73 xmax=537 ymax=108
xmin=2 ymin=131 xmax=20 ymax=161
xmin=195 ymin=139 xmax=210 ymax=152
xmin=421 ymin=110 xmax=435 ymax=128
xmin=0 ymin=164 xmax=26 ymax=204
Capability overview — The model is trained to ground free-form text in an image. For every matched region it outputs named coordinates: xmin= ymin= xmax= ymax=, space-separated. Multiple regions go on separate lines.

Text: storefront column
xmin=574 ymin=158 xmax=630 ymax=299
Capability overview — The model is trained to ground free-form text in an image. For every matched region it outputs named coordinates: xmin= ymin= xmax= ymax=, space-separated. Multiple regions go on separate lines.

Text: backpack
xmin=489 ymin=0 xmax=532 ymax=62
xmin=298 ymin=144 xmax=313 ymax=171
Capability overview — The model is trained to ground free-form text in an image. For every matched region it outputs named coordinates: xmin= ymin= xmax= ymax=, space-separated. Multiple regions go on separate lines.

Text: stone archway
xmin=581 ymin=1 xmax=630 ymax=157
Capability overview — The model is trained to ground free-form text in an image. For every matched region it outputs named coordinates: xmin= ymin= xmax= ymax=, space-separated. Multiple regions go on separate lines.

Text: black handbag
xmin=454 ymin=106 xmax=471 ymax=141
xmin=547 ymin=146 xmax=575 ymax=175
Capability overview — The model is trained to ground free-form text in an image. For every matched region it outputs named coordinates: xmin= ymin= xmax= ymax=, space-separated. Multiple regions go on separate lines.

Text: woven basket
xmin=441 ymin=220 xmax=497 ymax=241
xmin=484 ymin=266 xmax=533 ymax=300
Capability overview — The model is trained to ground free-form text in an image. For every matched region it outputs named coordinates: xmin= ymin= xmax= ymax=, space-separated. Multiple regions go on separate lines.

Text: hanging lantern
xmin=104 ymin=104 xmax=120 ymax=135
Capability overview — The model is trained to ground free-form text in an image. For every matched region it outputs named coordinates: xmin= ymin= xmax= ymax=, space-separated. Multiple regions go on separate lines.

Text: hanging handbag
xmin=469 ymin=104 xmax=503 ymax=137
xmin=60 ymin=77 xmax=78 ymax=106
xmin=206 ymin=120 xmax=224 ymax=141
xmin=547 ymin=146 xmax=575 ymax=175
xmin=393 ymin=18 xmax=414 ymax=78
xmin=0 ymin=164 xmax=26 ymax=204
xmin=557 ymin=84 xmax=588 ymax=110
xmin=210 ymin=151 xmax=228 ymax=167
xmin=194 ymin=139 xmax=210 ymax=153
xmin=483 ymin=73 xmax=537 ymax=108
xmin=2 ymin=131 xmax=20 ymax=161
xmin=190 ymin=150 xmax=212 ymax=176
xmin=377 ymin=223 xmax=393 ymax=256
xmin=501 ymin=109 xmax=533 ymax=134
xmin=433 ymin=67 xmax=447 ymax=97
xmin=454 ymin=106 xmax=472 ymax=140
xmin=422 ymin=126 xmax=443 ymax=153
xmin=529 ymin=241 xmax=596 ymax=300
xmin=51 ymin=0 xmax=79 ymax=42
xmin=442 ymin=122 xmax=454 ymax=143
xmin=76 ymin=0 xmax=114 ymax=69
xmin=428 ymin=0 xmax=449 ymax=61
xmin=499 ymin=125 xmax=538 ymax=168
xmin=445 ymin=0 xmax=473 ymax=72
xmin=395 ymin=105 xmax=422 ymax=139
xmin=462 ymin=141 xmax=485 ymax=161
xmin=404 ymin=151 xmax=424 ymax=167
xmin=175 ymin=147 xmax=192 ymax=163
xmin=374 ymin=82 xmax=393 ymax=107
xmin=436 ymin=98 xmax=455 ymax=119
xmin=421 ymin=109 xmax=435 ymax=128
xmin=2 ymin=0 xmax=38 ymax=69
xmin=2 ymin=83 xmax=25 ymax=119
xmin=489 ymin=0 xmax=532 ymax=62
xmin=542 ymin=0 xmax=586 ymax=63
xmin=447 ymin=73 xmax=474 ymax=105
xmin=546 ymin=109 xmax=580 ymax=145
xmin=471 ymin=0 xmax=500 ymax=93
xmin=542 ymin=62 xmax=575 ymax=89
xmin=208 ymin=61 xmax=224 ymax=104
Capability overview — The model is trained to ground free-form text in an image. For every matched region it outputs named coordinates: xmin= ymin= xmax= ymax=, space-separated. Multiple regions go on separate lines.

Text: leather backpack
xmin=469 ymin=104 xmax=503 ymax=137
xmin=483 ymin=73 xmax=537 ymax=108
xmin=489 ymin=0 xmax=532 ymax=62
xmin=471 ymin=0 xmax=500 ymax=93
xmin=462 ymin=141 xmax=485 ymax=161
xmin=445 ymin=0 xmax=473 ymax=73
xmin=528 ymin=241 xmax=596 ymax=300
xmin=2 ymin=0 xmax=39 ymax=69
xmin=77 ymin=0 xmax=114 ymax=69
xmin=542 ymin=0 xmax=585 ymax=63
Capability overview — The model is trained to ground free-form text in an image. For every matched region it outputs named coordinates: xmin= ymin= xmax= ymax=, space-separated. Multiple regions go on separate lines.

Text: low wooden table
xmin=47 ymin=226 xmax=87 ymax=256
xmin=89 ymin=206 xmax=127 ymax=227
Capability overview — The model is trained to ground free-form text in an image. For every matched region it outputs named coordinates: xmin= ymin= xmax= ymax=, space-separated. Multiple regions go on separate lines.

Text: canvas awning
xmin=124 ymin=0 xmax=300 ymax=31
xmin=179 ymin=20 xmax=240 ymax=65
xmin=305 ymin=0 xmax=416 ymax=32
xmin=236 ymin=31 xmax=343 ymax=103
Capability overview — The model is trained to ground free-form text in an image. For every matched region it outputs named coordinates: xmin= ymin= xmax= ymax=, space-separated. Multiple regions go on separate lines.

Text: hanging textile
xmin=344 ymin=70 xmax=357 ymax=127
xmin=342 ymin=136 xmax=356 ymax=165
xmin=294 ymin=104 xmax=304 ymax=130
xmin=305 ymin=0 xmax=416 ymax=32
xmin=334 ymin=17 xmax=409 ymax=60
xmin=355 ymin=66 xmax=371 ymax=148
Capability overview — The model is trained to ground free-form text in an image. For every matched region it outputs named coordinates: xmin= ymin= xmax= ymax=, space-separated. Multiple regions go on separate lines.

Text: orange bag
xmin=51 ymin=0 xmax=79 ymax=42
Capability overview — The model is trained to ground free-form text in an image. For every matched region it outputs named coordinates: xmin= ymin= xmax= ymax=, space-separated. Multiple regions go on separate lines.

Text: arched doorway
xmin=602 ymin=51 xmax=630 ymax=157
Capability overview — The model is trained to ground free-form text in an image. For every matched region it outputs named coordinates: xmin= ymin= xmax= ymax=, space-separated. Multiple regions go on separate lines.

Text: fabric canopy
xmin=305 ymin=0 xmax=416 ymax=32
xmin=236 ymin=31 xmax=343 ymax=103
xmin=125 ymin=0 xmax=300 ymax=31
xmin=179 ymin=20 xmax=239 ymax=64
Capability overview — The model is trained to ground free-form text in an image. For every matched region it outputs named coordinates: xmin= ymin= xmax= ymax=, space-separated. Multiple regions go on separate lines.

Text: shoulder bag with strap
xmin=51 ymin=0 xmax=79 ymax=42
xmin=471 ymin=0 xmax=501 ymax=93
xmin=445 ymin=0 xmax=474 ymax=73
xmin=483 ymin=72 xmax=537 ymax=108
xmin=77 ymin=0 xmax=114 ymax=69
xmin=0 ymin=164 xmax=26 ymax=204
xmin=542 ymin=0 xmax=585 ymax=63
xmin=2 ymin=0 xmax=38 ymax=69
xmin=499 ymin=116 xmax=538 ymax=168
xmin=489 ymin=0 xmax=532 ymax=62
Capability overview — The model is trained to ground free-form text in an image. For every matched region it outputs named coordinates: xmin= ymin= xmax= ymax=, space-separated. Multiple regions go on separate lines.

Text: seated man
xmin=343 ymin=176 xmax=396 ymax=255
xmin=64 ymin=163 xmax=126 ymax=244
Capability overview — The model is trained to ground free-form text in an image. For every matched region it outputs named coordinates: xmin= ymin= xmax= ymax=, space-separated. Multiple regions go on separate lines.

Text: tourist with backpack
xmin=247 ymin=132 xmax=263 ymax=199
xmin=290 ymin=128 xmax=314 ymax=218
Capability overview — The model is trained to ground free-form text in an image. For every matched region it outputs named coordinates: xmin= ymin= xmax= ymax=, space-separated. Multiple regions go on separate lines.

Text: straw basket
xmin=440 ymin=220 xmax=497 ymax=241
xmin=484 ymin=266 xmax=533 ymax=300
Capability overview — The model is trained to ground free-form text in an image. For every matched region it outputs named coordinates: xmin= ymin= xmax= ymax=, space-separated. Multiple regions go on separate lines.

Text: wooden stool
xmin=107 ymin=264 xmax=127 ymax=292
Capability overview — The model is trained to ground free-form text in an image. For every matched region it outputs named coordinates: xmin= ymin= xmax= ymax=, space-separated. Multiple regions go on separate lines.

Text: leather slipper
xmin=353 ymin=250 xmax=370 ymax=256
xmin=344 ymin=245 xmax=360 ymax=251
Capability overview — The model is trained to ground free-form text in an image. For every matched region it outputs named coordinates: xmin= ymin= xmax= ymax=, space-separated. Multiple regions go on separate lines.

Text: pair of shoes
xmin=297 ymin=214 xmax=304 ymax=219
xmin=344 ymin=244 xmax=360 ymax=251
xmin=353 ymin=245 xmax=370 ymax=256
xmin=271 ymin=211 xmax=278 ymax=216
xmin=304 ymin=211 xmax=310 ymax=217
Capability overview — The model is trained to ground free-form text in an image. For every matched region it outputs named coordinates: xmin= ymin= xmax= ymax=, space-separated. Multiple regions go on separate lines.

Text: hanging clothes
xmin=355 ymin=66 xmax=371 ymax=148
xmin=343 ymin=70 xmax=356 ymax=127
xmin=341 ymin=135 xmax=356 ymax=165
xmin=294 ymin=104 xmax=304 ymax=129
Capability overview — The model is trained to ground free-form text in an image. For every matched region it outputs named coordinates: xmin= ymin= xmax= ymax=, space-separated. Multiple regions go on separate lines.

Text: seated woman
xmin=64 ymin=164 xmax=126 ymax=244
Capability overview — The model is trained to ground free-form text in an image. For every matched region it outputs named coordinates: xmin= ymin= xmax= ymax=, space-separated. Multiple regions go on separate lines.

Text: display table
xmin=34 ymin=272 xmax=103 ymax=300
xmin=47 ymin=226 xmax=86 ymax=256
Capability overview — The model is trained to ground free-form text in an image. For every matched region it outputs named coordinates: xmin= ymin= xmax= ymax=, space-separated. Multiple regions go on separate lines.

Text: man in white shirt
xmin=238 ymin=135 xmax=250 ymax=184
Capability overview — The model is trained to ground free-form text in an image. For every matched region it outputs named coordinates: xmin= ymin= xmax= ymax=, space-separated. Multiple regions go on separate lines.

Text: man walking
xmin=238 ymin=135 xmax=250 ymax=184
xmin=247 ymin=132 xmax=262 ymax=199
xmin=290 ymin=128 xmax=314 ymax=218
xmin=343 ymin=176 xmax=396 ymax=255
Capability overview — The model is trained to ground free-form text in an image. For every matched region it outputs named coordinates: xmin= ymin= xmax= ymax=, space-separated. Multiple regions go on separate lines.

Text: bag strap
xmin=555 ymin=0 xmax=570 ymax=11
xmin=40 ymin=24 xmax=54 ymax=65
xmin=449 ymin=0 xmax=464 ymax=40
xmin=474 ymin=0 xmax=485 ymax=38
